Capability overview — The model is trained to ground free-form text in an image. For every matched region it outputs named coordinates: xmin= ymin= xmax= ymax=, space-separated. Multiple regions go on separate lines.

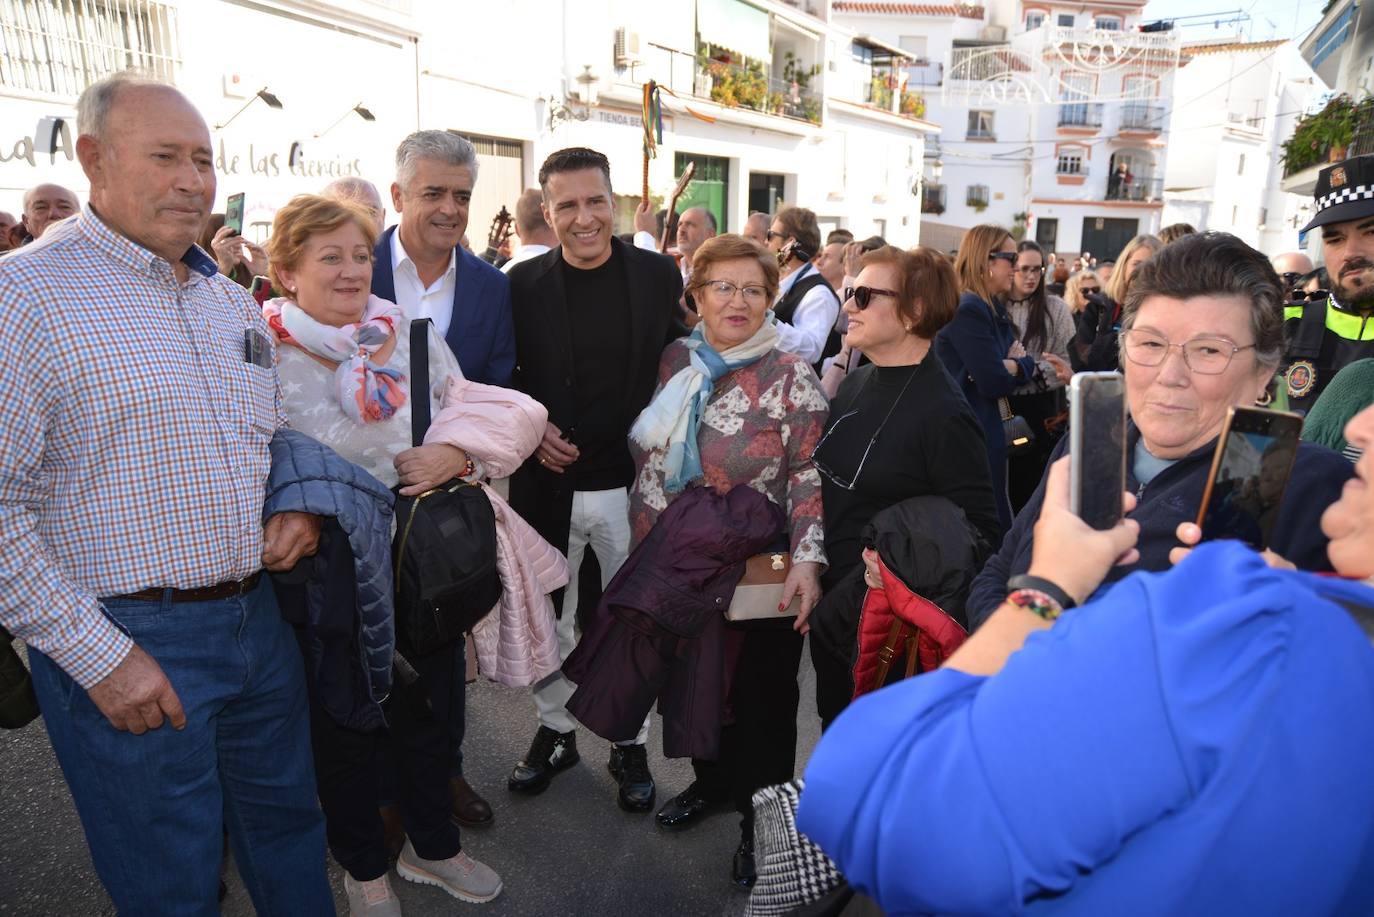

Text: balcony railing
xmin=1120 ymin=103 xmax=1165 ymax=132
xmin=1226 ymin=109 xmax=1264 ymax=132
xmin=922 ymin=183 xmax=946 ymax=214
xmin=1059 ymin=103 xmax=1103 ymax=128
xmin=697 ymin=53 xmax=822 ymax=124
xmin=1106 ymin=176 xmax=1164 ymax=202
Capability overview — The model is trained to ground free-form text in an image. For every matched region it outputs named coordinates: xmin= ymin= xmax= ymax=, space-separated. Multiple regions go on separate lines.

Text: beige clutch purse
xmin=725 ymin=552 xmax=801 ymax=622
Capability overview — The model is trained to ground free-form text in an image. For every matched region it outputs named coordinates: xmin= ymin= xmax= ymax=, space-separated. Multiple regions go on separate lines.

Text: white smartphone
xmin=1068 ymin=371 xmax=1127 ymax=531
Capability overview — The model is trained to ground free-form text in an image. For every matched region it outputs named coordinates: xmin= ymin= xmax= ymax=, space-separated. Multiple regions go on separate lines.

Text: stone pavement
xmin=0 ymin=643 xmax=824 ymax=916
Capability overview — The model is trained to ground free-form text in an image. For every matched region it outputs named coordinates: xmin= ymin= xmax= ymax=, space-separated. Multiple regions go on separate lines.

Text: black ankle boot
xmin=731 ymin=822 xmax=757 ymax=888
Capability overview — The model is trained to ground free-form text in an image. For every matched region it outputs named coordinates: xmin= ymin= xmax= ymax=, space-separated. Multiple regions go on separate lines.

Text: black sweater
xmin=817 ymin=358 xmax=1001 ymax=588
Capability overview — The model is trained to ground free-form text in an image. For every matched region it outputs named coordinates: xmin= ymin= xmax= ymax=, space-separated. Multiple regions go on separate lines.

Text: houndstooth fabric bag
xmin=745 ymin=779 xmax=845 ymax=917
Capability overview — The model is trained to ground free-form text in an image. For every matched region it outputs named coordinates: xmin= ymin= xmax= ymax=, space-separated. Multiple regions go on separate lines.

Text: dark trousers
xmin=691 ymin=625 xmax=805 ymax=827
xmin=306 ymin=640 xmax=463 ymax=881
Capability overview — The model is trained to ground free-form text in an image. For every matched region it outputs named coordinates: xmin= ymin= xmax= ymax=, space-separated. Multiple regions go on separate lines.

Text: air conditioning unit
xmin=614 ymin=27 xmax=641 ymax=68
xmin=980 ymin=25 xmax=1006 ymax=42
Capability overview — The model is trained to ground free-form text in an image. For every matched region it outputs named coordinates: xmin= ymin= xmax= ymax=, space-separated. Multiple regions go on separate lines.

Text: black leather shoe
xmin=607 ymin=744 xmax=656 ymax=812
xmin=655 ymin=781 xmax=730 ymax=831
xmin=731 ymin=834 xmax=757 ymax=888
xmin=508 ymin=726 xmax=579 ymax=794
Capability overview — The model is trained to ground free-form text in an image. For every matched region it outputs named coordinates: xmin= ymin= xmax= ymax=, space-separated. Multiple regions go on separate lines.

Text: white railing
xmin=0 ymin=0 xmax=180 ymax=98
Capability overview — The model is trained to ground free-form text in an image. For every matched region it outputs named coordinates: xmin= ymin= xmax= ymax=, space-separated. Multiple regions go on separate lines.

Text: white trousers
xmin=532 ymin=487 xmax=650 ymax=745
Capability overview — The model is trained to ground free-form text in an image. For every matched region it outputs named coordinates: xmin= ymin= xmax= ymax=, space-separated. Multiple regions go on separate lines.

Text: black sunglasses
xmin=843 ymin=285 xmax=899 ymax=309
xmin=766 ymin=230 xmax=786 ymax=241
xmin=1288 ymin=288 xmax=1328 ymax=303
xmin=988 ymin=251 xmax=1018 ymax=264
xmin=1080 ymin=285 xmax=1100 ymax=295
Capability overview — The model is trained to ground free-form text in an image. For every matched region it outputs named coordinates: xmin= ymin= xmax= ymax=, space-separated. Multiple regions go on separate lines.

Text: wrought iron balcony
xmin=1059 ymin=103 xmax=1103 ymax=128
xmin=1119 ymin=103 xmax=1164 ymax=132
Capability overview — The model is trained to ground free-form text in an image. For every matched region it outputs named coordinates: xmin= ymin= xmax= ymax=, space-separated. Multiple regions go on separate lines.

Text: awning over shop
xmin=697 ymin=0 xmax=771 ymax=63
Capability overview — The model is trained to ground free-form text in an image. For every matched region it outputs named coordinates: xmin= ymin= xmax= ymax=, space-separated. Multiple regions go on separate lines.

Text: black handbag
xmin=0 ymin=626 xmax=40 ymax=729
xmin=391 ymin=320 xmax=502 ymax=656
xmin=999 ymin=396 xmax=1037 ymax=457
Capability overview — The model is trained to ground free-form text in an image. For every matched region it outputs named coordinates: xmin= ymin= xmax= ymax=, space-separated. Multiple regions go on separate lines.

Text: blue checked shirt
xmin=0 ymin=208 xmax=282 ymax=687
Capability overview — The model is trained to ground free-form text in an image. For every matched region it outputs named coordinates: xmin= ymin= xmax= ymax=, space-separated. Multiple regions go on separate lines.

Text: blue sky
xmin=1142 ymin=0 xmax=1327 ymax=43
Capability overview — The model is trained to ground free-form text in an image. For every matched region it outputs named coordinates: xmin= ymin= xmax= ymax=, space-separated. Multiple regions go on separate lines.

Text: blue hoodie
xmin=798 ymin=542 xmax=1374 ymax=916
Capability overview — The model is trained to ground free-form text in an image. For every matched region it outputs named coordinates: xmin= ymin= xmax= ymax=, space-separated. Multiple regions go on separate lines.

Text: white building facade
xmin=1162 ymin=39 xmax=1326 ymax=256
xmin=833 ymin=0 xmax=1180 ymax=260
xmin=0 ymin=0 xmax=938 ymax=250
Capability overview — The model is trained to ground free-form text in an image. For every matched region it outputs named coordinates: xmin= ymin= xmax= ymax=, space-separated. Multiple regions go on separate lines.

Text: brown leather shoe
xmin=450 ymin=776 xmax=494 ymax=828
xmin=379 ymin=805 xmax=406 ymax=863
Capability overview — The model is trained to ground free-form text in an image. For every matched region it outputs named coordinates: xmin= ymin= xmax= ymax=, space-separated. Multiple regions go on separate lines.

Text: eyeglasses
xmin=1080 ymin=286 xmax=1100 ymax=295
xmin=765 ymin=230 xmax=786 ymax=242
xmin=1280 ymin=271 xmax=1302 ymax=289
xmin=988 ymin=251 xmax=1018 ymax=264
xmin=1015 ymin=265 xmax=1046 ymax=275
xmin=842 ymin=285 xmax=900 ymax=309
xmin=700 ymin=279 xmax=769 ymax=305
xmin=1288 ymin=288 xmax=1328 ymax=303
xmin=809 ymin=368 xmax=918 ymax=490
xmin=1121 ymin=328 xmax=1256 ymax=375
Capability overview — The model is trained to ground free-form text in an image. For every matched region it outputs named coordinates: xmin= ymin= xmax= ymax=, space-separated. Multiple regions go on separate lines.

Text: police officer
xmin=1283 ymin=154 xmax=1374 ymax=411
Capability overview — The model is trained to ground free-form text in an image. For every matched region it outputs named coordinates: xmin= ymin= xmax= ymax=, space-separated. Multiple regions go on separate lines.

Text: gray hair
xmin=1120 ymin=231 xmax=1286 ymax=370
xmin=395 ymin=130 xmax=479 ymax=189
xmin=321 ymin=176 xmax=382 ymax=207
xmin=76 ymin=70 xmax=171 ymax=141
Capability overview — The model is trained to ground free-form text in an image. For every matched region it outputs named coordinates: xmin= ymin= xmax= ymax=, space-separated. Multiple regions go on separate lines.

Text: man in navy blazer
xmin=369 ymin=130 xmax=512 ymax=830
xmin=371 ymin=130 xmax=514 ymax=387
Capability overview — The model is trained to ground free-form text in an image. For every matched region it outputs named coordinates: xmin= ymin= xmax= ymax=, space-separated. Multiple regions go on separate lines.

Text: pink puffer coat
xmin=424 ymin=376 xmax=567 ymax=686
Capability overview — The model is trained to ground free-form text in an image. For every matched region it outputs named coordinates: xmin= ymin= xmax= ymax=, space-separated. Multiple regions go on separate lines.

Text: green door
xmin=674 ymin=152 xmax=729 ymax=233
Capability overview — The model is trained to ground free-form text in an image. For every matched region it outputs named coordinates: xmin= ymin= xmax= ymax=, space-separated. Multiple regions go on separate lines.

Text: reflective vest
xmin=1280 ymin=295 xmax=1374 ymax=412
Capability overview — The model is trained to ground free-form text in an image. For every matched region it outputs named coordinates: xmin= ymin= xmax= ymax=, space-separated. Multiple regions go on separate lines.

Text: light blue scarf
xmin=629 ymin=313 xmax=780 ymax=493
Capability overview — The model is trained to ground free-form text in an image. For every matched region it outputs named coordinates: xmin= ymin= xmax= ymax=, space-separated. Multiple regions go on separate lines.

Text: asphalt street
xmin=0 ymin=641 xmax=824 ymax=916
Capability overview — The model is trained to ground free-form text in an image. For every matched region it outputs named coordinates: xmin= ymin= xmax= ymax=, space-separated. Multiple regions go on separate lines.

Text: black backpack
xmin=391 ymin=320 xmax=501 ymax=656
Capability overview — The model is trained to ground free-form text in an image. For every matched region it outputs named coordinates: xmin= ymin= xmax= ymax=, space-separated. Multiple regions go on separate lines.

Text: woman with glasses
xmin=626 ymin=233 xmax=828 ymax=886
xmin=1074 ymin=233 xmax=1163 ymax=371
xmin=808 ymin=245 xmax=1000 ymax=727
xmin=1005 ymin=241 xmax=1075 ymax=511
xmin=934 ymin=224 xmax=1038 ymax=537
xmin=1064 ymin=269 xmax=1102 ymax=314
xmin=965 ymin=232 xmax=1354 ymax=630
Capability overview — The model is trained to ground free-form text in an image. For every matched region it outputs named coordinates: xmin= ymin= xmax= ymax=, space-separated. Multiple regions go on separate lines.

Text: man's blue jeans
xmin=28 ymin=579 xmax=333 ymax=916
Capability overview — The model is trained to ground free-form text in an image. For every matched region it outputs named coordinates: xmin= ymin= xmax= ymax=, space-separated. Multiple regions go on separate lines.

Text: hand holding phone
xmin=1194 ymin=406 xmax=1302 ymax=550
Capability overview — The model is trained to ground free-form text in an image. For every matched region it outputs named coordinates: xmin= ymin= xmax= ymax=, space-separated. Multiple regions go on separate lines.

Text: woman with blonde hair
xmin=934 ymin=224 xmax=1038 ymax=538
xmin=1074 ymin=233 xmax=1163 ymax=371
xmin=1063 ymin=269 xmax=1102 ymax=315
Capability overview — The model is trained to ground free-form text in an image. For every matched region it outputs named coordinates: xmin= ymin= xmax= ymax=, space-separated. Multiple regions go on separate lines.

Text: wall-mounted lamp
xmin=548 ymin=65 xmax=601 ymax=131
xmin=315 ymin=104 xmax=376 ymax=138
xmin=214 ymin=87 xmax=284 ymax=130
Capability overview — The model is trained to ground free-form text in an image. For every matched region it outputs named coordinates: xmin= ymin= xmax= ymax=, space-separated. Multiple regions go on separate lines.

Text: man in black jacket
xmin=506 ymin=147 xmax=683 ymax=812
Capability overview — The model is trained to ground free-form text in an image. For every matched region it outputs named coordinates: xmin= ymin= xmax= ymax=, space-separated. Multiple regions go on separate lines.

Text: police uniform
xmin=1282 ymin=155 xmax=1374 ymax=412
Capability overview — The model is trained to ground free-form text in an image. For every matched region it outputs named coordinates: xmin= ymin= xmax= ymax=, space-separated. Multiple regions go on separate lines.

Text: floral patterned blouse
xmin=629 ymin=343 xmax=830 ymax=566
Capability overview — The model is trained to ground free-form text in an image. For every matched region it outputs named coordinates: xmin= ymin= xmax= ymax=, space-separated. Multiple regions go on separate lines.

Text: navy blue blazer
xmin=371 ymin=226 xmax=515 ymax=387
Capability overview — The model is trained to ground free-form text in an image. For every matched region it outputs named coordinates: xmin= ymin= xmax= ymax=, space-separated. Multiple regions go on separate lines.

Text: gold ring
xmin=538 ymin=456 xmax=547 ymax=465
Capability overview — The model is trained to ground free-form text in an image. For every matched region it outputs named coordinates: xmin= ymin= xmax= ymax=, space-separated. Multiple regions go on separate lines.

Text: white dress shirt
xmin=501 ymin=242 xmax=551 ymax=273
xmin=390 ymin=230 xmax=457 ymax=338
xmin=773 ymin=262 xmax=841 ymax=365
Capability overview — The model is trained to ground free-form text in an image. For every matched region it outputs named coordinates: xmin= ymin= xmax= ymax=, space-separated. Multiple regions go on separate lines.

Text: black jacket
xmin=506 ymin=238 xmax=683 ymax=563
xmin=966 ymin=424 xmax=1355 ymax=630
xmin=1073 ymin=293 xmax=1121 ymax=372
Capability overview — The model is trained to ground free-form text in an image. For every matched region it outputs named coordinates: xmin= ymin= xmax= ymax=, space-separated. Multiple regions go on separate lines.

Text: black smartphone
xmin=1068 ymin=371 xmax=1127 ymax=530
xmin=1195 ymin=406 xmax=1303 ymax=549
xmin=224 ymin=193 xmax=245 ymax=236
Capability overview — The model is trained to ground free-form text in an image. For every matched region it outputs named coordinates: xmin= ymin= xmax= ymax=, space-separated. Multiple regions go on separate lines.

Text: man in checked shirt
xmin=0 ymin=73 xmax=333 ymax=913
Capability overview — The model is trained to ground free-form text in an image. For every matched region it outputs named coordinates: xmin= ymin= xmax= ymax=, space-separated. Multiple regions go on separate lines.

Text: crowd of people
xmin=1 ymin=69 xmax=1373 ymax=917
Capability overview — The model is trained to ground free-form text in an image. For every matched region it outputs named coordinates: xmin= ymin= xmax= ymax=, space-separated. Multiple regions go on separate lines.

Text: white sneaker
xmin=396 ymin=839 xmax=503 ymax=904
xmin=344 ymin=872 xmax=402 ymax=916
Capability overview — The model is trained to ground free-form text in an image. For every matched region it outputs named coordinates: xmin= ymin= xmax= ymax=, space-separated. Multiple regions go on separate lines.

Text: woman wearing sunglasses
xmin=934 ymin=224 xmax=1038 ymax=536
xmin=1073 ymin=233 xmax=1162 ymax=371
xmin=1064 ymin=269 xmax=1102 ymax=314
xmin=807 ymin=245 xmax=1001 ymax=727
